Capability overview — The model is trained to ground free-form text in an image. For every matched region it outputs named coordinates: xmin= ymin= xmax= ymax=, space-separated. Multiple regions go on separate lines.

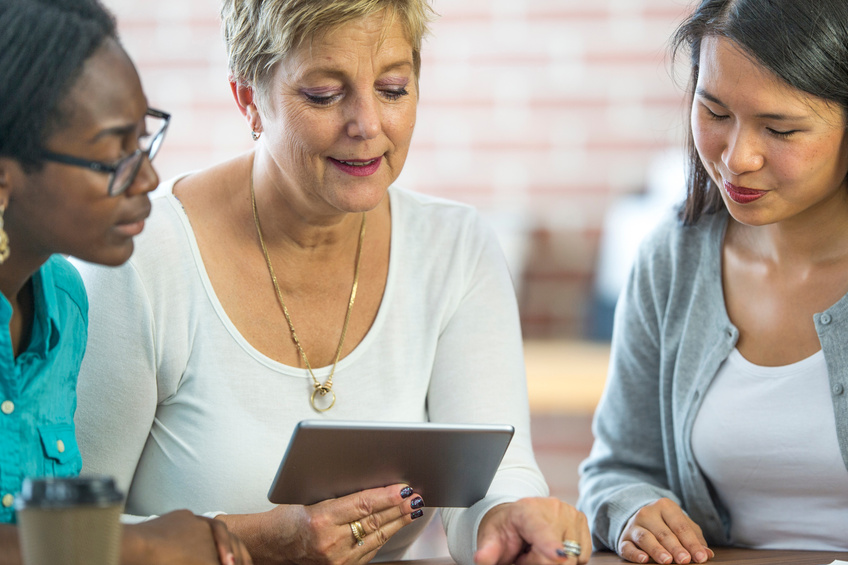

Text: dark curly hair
xmin=672 ymin=0 xmax=848 ymax=225
xmin=0 ymin=0 xmax=118 ymax=172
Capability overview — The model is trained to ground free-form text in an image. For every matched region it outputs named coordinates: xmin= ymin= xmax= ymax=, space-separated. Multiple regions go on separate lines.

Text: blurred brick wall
xmin=102 ymin=0 xmax=692 ymax=339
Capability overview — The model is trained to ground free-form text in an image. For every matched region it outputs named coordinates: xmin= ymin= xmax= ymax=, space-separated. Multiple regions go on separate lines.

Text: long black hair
xmin=672 ymin=0 xmax=848 ymax=225
xmin=0 ymin=0 xmax=118 ymax=172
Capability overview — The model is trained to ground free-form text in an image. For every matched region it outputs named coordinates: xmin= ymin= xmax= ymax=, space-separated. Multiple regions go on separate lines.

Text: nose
xmin=722 ymin=126 xmax=764 ymax=176
xmin=126 ymin=156 xmax=159 ymax=197
xmin=345 ymin=92 xmax=381 ymax=140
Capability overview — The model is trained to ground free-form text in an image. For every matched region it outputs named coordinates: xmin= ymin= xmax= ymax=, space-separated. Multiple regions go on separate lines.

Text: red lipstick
xmin=329 ymin=156 xmax=382 ymax=177
xmin=724 ymin=181 xmax=767 ymax=204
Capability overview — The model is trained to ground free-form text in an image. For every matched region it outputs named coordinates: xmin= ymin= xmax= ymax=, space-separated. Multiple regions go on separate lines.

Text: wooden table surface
xmin=390 ymin=548 xmax=848 ymax=565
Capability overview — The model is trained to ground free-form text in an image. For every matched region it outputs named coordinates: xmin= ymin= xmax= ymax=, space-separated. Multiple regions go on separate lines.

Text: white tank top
xmin=691 ymin=348 xmax=848 ymax=550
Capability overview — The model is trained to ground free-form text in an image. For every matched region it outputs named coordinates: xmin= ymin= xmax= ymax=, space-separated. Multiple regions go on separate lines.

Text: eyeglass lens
xmin=110 ymin=112 xmax=168 ymax=195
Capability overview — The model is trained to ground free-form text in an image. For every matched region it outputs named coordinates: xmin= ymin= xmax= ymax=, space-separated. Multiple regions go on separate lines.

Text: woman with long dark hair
xmin=579 ymin=0 xmax=848 ymax=562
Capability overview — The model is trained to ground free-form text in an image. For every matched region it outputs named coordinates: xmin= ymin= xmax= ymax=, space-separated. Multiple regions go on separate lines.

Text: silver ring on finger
xmin=350 ymin=520 xmax=365 ymax=546
xmin=562 ymin=539 xmax=582 ymax=557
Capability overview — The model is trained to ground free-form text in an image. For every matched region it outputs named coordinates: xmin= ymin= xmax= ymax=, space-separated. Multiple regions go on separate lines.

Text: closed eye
xmin=702 ymin=103 xmax=729 ymax=120
xmin=380 ymin=87 xmax=409 ymax=101
xmin=304 ymin=92 xmax=342 ymax=106
xmin=766 ymin=127 xmax=798 ymax=139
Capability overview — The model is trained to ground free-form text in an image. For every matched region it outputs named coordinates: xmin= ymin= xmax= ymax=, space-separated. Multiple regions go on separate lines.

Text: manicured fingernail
xmin=695 ymin=551 xmax=707 ymax=563
xmin=638 ymin=555 xmax=648 ymax=564
xmin=410 ymin=496 xmax=424 ymax=509
xmin=400 ymin=486 xmax=414 ymax=498
xmin=677 ymin=552 xmax=690 ymax=563
xmin=659 ymin=553 xmax=672 ymax=564
xmin=227 ymin=554 xmax=235 ymax=565
xmin=411 ymin=509 xmax=424 ymax=519
xmin=556 ymin=549 xmax=568 ymax=559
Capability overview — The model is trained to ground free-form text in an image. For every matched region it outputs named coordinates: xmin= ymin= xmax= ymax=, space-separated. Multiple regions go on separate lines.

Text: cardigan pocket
xmin=38 ymin=424 xmax=83 ymax=477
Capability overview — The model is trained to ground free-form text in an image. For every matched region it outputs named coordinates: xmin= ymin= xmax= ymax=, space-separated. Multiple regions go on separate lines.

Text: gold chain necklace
xmin=250 ymin=171 xmax=366 ymax=412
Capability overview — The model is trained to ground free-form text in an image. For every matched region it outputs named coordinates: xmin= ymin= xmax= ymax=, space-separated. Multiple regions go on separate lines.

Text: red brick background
xmin=102 ymin=0 xmax=693 ymax=339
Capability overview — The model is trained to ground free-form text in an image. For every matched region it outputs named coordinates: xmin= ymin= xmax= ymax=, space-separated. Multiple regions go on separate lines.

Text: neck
xmin=249 ymin=151 xmax=375 ymax=256
xmin=0 ymin=255 xmax=45 ymax=307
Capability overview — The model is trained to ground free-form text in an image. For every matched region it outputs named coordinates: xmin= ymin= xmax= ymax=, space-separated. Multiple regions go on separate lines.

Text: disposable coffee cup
xmin=16 ymin=476 xmax=124 ymax=565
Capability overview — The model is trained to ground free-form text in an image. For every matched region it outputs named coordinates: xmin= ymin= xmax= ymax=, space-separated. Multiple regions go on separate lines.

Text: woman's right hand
xmin=123 ymin=509 xmax=253 ymax=565
xmin=219 ymin=483 xmax=424 ymax=565
xmin=617 ymin=498 xmax=714 ymax=564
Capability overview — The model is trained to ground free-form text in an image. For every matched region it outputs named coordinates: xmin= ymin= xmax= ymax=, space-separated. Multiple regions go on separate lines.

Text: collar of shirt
xmin=0 ymin=264 xmax=62 ymax=362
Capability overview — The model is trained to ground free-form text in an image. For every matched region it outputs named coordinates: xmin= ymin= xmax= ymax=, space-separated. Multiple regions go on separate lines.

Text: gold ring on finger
xmin=562 ymin=539 xmax=582 ymax=557
xmin=350 ymin=520 xmax=365 ymax=546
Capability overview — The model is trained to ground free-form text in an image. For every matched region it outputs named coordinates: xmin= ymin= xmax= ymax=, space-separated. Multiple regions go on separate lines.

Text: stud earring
xmin=0 ymin=205 xmax=10 ymax=264
xmin=251 ymin=130 xmax=261 ymax=141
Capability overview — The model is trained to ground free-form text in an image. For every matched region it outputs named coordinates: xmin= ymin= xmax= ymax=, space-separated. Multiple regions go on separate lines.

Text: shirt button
xmin=1 ymin=494 xmax=13 ymax=508
xmin=821 ymin=313 xmax=832 ymax=325
xmin=56 ymin=439 xmax=66 ymax=453
xmin=0 ymin=401 xmax=13 ymax=415
xmin=834 ymin=384 xmax=845 ymax=396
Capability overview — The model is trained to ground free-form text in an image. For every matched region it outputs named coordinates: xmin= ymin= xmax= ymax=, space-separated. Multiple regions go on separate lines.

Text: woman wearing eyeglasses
xmin=0 ymin=1 xmax=251 ymax=563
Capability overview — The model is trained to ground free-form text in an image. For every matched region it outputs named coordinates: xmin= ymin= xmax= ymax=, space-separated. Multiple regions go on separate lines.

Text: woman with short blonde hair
xmin=73 ymin=1 xmax=591 ymax=564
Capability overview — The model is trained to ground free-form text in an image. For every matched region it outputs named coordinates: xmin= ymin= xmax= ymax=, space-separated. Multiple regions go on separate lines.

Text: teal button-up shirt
xmin=0 ymin=255 xmax=87 ymax=523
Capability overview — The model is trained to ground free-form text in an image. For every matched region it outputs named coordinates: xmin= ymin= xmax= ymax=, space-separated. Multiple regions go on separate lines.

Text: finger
xmin=660 ymin=511 xmax=711 ymax=564
xmin=474 ymin=532 xmax=508 ymax=565
xmin=510 ymin=508 xmax=583 ymax=564
xmin=618 ymin=540 xmax=650 ymax=564
xmin=623 ymin=525 xmax=678 ymax=565
xmin=578 ymin=514 xmax=593 ymax=565
xmin=333 ymin=483 xmax=414 ymax=524
xmin=206 ymin=518 xmax=236 ymax=565
xmin=358 ymin=504 xmax=427 ymax=555
xmin=360 ymin=492 xmax=424 ymax=535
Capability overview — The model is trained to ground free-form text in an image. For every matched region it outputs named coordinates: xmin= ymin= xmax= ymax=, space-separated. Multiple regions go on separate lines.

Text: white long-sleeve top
xmin=72 ymin=180 xmax=547 ymax=565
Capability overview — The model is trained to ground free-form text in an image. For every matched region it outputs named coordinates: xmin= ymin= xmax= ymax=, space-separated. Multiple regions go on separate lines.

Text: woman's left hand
xmin=474 ymin=497 xmax=591 ymax=565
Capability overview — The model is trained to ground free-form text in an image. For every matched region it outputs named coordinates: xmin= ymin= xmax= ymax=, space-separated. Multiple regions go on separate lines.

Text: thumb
xmin=474 ymin=532 xmax=506 ymax=565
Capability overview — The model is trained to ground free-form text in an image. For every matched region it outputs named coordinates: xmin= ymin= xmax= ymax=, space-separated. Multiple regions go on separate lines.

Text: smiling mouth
xmin=724 ymin=181 xmax=768 ymax=204
xmin=332 ymin=158 xmax=378 ymax=166
xmin=328 ymin=156 xmax=383 ymax=177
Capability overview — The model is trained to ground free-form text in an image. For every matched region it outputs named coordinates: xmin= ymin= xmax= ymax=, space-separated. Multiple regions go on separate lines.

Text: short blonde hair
xmin=222 ymin=0 xmax=435 ymax=91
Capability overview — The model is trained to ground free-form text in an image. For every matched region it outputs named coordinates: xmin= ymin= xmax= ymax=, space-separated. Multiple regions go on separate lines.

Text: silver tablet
xmin=267 ymin=420 xmax=514 ymax=508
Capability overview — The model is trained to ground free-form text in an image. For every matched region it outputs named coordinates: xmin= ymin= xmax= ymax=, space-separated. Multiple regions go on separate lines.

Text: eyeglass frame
xmin=39 ymin=108 xmax=171 ymax=196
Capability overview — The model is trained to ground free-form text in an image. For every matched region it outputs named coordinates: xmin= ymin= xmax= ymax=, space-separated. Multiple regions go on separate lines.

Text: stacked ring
xmin=350 ymin=520 xmax=365 ymax=546
xmin=562 ymin=540 xmax=582 ymax=557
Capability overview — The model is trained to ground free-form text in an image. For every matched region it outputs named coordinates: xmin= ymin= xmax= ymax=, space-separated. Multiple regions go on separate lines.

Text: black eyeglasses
xmin=40 ymin=108 xmax=170 ymax=196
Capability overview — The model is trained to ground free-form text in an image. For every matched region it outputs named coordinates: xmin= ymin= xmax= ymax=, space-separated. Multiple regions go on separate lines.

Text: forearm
xmin=0 ymin=525 xmax=21 ymax=565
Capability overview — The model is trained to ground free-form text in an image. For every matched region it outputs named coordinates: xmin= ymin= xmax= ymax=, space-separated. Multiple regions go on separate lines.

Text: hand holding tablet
xmin=268 ymin=420 xmax=514 ymax=508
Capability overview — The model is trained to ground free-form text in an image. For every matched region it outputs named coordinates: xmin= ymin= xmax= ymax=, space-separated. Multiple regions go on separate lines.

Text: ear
xmin=0 ymin=157 xmax=21 ymax=210
xmin=230 ymin=79 xmax=263 ymax=134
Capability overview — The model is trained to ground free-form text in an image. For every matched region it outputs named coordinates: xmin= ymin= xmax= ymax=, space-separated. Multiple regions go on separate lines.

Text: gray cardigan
xmin=577 ymin=209 xmax=848 ymax=551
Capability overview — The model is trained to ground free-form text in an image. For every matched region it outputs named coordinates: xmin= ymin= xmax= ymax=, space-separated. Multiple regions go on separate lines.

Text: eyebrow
xmin=90 ymin=122 xmax=138 ymax=143
xmin=301 ymin=59 xmax=414 ymax=81
xmin=695 ymin=88 xmax=809 ymax=121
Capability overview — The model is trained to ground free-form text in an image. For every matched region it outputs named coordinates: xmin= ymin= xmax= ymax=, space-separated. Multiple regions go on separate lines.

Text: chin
xmin=331 ymin=186 xmax=389 ymax=214
xmin=75 ymin=241 xmax=136 ymax=267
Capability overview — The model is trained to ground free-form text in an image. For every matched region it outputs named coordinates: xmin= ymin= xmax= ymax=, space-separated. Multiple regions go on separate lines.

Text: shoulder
xmin=633 ymin=207 xmax=727 ymax=284
xmin=45 ymin=254 xmax=88 ymax=320
xmin=389 ymin=186 xmax=493 ymax=252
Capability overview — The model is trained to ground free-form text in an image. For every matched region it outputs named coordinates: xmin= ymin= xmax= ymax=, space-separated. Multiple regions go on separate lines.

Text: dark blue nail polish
xmin=400 ymin=487 xmax=414 ymax=499
xmin=556 ymin=549 xmax=569 ymax=559
xmin=410 ymin=496 xmax=424 ymax=509
xmin=411 ymin=509 xmax=424 ymax=519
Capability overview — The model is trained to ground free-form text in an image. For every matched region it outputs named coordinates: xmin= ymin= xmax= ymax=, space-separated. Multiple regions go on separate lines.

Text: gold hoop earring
xmin=0 ymin=205 xmax=10 ymax=264
xmin=251 ymin=130 xmax=261 ymax=141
